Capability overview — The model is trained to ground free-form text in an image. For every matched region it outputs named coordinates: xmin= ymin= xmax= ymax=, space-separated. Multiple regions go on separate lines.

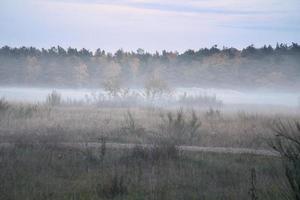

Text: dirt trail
xmin=0 ymin=142 xmax=279 ymax=157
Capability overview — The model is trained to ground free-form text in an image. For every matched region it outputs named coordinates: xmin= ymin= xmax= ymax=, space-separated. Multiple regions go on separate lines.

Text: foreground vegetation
xmin=0 ymin=142 xmax=287 ymax=200
xmin=1 ymin=98 xmax=300 ymax=199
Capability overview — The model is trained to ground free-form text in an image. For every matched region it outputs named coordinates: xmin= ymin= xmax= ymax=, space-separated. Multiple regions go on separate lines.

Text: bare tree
xmin=144 ymin=70 xmax=171 ymax=100
xmin=102 ymin=61 xmax=122 ymax=97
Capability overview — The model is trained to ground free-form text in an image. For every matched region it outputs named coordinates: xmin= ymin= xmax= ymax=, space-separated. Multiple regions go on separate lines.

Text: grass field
xmin=0 ymin=100 xmax=299 ymax=199
xmin=0 ymin=142 xmax=288 ymax=200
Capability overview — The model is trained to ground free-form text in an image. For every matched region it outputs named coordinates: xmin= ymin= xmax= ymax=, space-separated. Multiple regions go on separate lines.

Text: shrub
xmin=205 ymin=108 xmax=222 ymax=120
xmin=46 ymin=90 xmax=62 ymax=106
xmin=0 ymin=98 xmax=9 ymax=121
xmin=102 ymin=78 xmax=122 ymax=97
xmin=144 ymin=74 xmax=171 ymax=100
xmin=121 ymin=111 xmax=145 ymax=136
xmin=0 ymin=97 xmax=9 ymax=111
xmin=158 ymin=110 xmax=201 ymax=145
xmin=270 ymin=120 xmax=300 ymax=200
xmin=178 ymin=93 xmax=223 ymax=108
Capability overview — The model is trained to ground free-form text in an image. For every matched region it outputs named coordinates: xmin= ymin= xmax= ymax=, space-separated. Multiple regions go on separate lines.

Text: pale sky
xmin=1 ymin=0 xmax=300 ymax=52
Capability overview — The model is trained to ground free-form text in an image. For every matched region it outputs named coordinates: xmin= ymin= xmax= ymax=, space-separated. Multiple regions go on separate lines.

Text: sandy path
xmin=0 ymin=142 xmax=279 ymax=157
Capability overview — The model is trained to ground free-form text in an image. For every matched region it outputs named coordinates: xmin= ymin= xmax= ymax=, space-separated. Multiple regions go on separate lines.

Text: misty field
xmin=2 ymin=0 xmax=300 ymax=198
xmin=1 ymin=100 xmax=299 ymax=148
xmin=0 ymin=97 xmax=299 ymax=200
xmin=1 ymin=87 xmax=299 ymax=107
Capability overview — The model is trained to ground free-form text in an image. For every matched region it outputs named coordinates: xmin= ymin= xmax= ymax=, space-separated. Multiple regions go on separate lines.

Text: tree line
xmin=0 ymin=43 xmax=299 ymax=90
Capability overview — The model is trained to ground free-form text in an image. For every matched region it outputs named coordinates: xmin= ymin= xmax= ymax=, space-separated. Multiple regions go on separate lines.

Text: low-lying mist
xmin=0 ymin=87 xmax=299 ymax=108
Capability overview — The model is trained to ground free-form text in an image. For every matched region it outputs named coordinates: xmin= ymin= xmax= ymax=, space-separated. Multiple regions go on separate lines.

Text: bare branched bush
xmin=102 ymin=78 xmax=122 ymax=97
xmin=205 ymin=108 xmax=222 ymax=120
xmin=178 ymin=93 xmax=223 ymax=107
xmin=88 ymin=90 xmax=142 ymax=108
xmin=0 ymin=98 xmax=9 ymax=120
xmin=46 ymin=90 xmax=62 ymax=106
xmin=144 ymin=74 xmax=171 ymax=100
xmin=0 ymin=97 xmax=9 ymax=112
xmin=158 ymin=110 xmax=201 ymax=145
xmin=270 ymin=120 xmax=300 ymax=200
xmin=204 ymin=108 xmax=223 ymax=134
xmin=121 ymin=111 xmax=145 ymax=136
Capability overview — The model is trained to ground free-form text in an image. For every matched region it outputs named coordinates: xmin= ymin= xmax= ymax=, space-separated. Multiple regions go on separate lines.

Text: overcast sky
xmin=1 ymin=0 xmax=300 ymax=52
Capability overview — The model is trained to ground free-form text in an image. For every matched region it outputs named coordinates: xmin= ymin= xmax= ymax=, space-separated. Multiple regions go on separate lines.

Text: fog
xmin=2 ymin=0 xmax=300 ymax=198
xmin=1 ymin=45 xmax=300 ymax=112
xmin=1 ymin=86 xmax=299 ymax=107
